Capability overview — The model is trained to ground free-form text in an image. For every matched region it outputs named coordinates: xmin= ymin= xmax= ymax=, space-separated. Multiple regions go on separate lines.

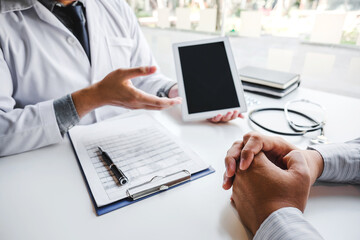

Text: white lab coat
xmin=0 ymin=0 xmax=173 ymax=156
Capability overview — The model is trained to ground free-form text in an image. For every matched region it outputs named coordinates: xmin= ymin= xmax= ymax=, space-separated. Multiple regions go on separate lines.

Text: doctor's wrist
xmin=168 ymin=84 xmax=178 ymax=98
xmin=71 ymin=85 xmax=105 ymax=119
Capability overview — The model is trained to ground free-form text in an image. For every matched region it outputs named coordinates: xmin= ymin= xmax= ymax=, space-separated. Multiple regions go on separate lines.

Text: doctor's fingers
xmin=138 ymin=104 xmax=168 ymax=110
xmin=124 ymin=98 xmax=181 ymax=111
xmin=116 ymin=66 xmax=157 ymax=80
xmin=226 ymin=111 xmax=240 ymax=121
xmin=209 ymin=114 xmax=222 ymax=122
xmin=123 ymin=102 xmax=173 ymax=110
xmin=215 ymin=111 xmax=236 ymax=123
xmin=137 ymin=92 xmax=182 ymax=107
xmin=209 ymin=111 xmax=241 ymax=123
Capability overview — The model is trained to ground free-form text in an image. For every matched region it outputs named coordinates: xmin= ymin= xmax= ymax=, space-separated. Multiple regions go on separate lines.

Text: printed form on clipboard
xmin=69 ymin=114 xmax=210 ymax=208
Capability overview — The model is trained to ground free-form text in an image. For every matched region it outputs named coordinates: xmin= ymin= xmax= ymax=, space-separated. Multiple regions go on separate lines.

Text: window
xmin=128 ymin=0 xmax=360 ymax=98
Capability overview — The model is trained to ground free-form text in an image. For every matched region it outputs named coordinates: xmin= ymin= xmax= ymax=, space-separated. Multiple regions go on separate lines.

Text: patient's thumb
xmin=253 ymin=152 xmax=272 ymax=167
xmin=283 ymin=150 xmax=310 ymax=177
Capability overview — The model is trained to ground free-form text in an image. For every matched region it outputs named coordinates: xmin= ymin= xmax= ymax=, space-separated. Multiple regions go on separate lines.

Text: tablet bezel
xmin=173 ymin=37 xmax=247 ymax=121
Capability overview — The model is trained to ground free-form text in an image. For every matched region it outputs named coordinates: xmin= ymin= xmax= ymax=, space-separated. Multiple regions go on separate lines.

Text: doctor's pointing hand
xmin=71 ymin=65 xmax=242 ymax=121
xmin=72 ymin=66 xmax=182 ymax=118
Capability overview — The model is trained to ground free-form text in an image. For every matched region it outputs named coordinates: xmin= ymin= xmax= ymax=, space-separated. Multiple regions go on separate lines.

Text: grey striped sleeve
xmin=309 ymin=138 xmax=360 ymax=184
xmin=53 ymin=94 xmax=80 ymax=136
xmin=156 ymin=82 xmax=177 ymax=97
xmin=254 ymin=207 xmax=324 ymax=240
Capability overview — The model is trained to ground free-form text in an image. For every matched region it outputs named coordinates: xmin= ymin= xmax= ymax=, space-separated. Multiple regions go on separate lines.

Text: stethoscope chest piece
xmin=310 ymin=135 xmax=330 ymax=145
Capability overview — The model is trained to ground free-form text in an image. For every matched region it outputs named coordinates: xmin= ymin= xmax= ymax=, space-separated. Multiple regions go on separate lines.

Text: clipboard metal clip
xmin=126 ymin=170 xmax=191 ymax=200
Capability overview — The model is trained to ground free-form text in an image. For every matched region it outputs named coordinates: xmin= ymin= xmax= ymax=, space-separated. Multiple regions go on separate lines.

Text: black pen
xmin=98 ymin=146 xmax=128 ymax=185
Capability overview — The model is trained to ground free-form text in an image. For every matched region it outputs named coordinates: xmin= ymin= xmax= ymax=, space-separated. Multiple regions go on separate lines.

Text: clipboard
xmin=73 ymin=150 xmax=215 ymax=216
xmin=68 ymin=113 xmax=215 ymax=216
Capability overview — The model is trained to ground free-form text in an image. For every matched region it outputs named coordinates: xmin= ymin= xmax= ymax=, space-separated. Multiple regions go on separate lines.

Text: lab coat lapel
xmin=82 ymin=0 xmax=99 ymax=84
xmin=32 ymin=2 xmax=71 ymax=36
xmin=34 ymin=1 xmax=92 ymax=69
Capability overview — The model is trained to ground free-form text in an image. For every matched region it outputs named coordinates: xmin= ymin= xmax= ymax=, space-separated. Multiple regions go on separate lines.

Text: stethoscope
xmin=248 ymin=99 xmax=330 ymax=144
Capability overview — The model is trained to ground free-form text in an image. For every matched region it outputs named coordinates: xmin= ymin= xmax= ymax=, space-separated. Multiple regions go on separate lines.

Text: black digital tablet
xmin=173 ymin=37 xmax=247 ymax=121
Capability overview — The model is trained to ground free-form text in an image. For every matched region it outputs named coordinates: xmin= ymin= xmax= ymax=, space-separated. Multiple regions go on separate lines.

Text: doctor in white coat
xmin=0 ymin=0 xmax=241 ymax=157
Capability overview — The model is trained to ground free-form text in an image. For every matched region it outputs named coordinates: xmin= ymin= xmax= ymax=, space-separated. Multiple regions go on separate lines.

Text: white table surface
xmin=1 ymin=88 xmax=360 ymax=240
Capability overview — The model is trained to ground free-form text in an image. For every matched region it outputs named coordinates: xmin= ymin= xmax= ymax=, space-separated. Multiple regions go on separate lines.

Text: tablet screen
xmin=178 ymin=41 xmax=240 ymax=114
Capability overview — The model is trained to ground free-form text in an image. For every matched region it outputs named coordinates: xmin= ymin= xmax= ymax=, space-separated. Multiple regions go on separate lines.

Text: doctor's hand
xmin=168 ymin=84 xmax=244 ymax=123
xmin=231 ymin=151 xmax=312 ymax=235
xmin=208 ymin=111 xmax=244 ymax=123
xmin=223 ymin=132 xmax=324 ymax=190
xmin=72 ymin=66 xmax=182 ymax=118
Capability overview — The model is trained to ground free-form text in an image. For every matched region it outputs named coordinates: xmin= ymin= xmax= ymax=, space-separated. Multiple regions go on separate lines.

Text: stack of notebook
xmin=238 ymin=66 xmax=301 ymax=98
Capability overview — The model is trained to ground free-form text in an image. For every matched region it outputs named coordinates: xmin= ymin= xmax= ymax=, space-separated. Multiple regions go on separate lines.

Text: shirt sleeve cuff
xmin=308 ymin=142 xmax=360 ymax=183
xmin=156 ymin=82 xmax=177 ymax=97
xmin=308 ymin=144 xmax=335 ymax=182
xmin=254 ymin=207 xmax=324 ymax=240
xmin=53 ymin=94 xmax=80 ymax=136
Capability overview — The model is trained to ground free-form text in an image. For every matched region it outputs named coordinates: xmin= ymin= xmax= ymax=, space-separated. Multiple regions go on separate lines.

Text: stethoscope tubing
xmin=248 ymin=107 xmax=323 ymax=136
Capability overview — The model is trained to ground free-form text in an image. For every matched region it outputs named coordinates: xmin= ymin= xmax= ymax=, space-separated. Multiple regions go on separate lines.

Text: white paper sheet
xmin=69 ymin=114 xmax=208 ymax=207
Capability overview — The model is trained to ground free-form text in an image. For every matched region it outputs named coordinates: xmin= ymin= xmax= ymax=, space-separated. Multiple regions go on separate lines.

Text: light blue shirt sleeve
xmin=309 ymin=138 xmax=360 ymax=184
xmin=254 ymin=207 xmax=324 ymax=240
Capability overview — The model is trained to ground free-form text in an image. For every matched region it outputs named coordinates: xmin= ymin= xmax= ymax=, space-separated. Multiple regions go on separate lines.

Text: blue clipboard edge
xmin=96 ymin=166 xmax=215 ymax=216
xmin=69 ymin=133 xmax=215 ymax=216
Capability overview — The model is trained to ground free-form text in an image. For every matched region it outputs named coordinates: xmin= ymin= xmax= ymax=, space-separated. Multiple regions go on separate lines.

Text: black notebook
xmin=239 ymin=66 xmax=300 ymax=90
xmin=242 ymin=81 xmax=300 ymax=98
